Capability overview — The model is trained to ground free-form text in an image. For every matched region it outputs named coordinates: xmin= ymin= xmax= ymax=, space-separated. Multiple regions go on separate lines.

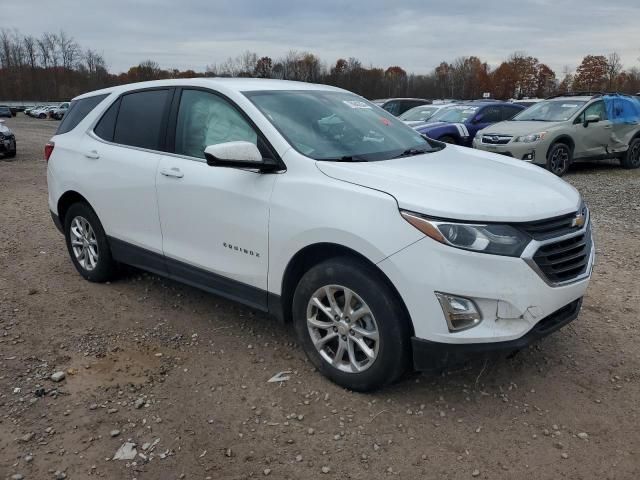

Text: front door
xmin=573 ymin=100 xmax=612 ymax=158
xmin=156 ymin=89 xmax=277 ymax=309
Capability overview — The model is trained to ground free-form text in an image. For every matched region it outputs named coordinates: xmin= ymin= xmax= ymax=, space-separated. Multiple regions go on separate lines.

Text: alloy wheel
xmin=550 ymin=146 xmax=570 ymax=175
xmin=70 ymin=216 xmax=99 ymax=271
xmin=306 ymin=285 xmax=379 ymax=373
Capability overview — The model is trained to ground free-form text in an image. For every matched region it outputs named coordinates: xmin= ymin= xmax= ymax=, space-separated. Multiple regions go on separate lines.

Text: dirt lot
xmin=1 ymin=115 xmax=639 ymax=480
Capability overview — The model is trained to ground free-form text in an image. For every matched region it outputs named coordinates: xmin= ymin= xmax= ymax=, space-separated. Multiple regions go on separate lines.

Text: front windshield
xmin=428 ymin=105 xmax=479 ymax=123
xmin=399 ymin=106 xmax=440 ymax=121
xmin=513 ymin=100 xmax=586 ymax=122
xmin=246 ymin=90 xmax=435 ymax=161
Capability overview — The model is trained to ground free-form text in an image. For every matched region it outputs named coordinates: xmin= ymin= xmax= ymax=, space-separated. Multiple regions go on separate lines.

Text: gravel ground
xmin=1 ymin=115 xmax=639 ymax=479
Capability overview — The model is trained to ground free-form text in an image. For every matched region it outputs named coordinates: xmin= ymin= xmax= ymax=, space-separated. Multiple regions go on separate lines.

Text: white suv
xmin=46 ymin=79 xmax=594 ymax=391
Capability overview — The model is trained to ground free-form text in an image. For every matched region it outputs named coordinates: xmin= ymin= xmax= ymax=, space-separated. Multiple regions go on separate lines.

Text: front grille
xmin=532 ymin=222 xmax=592 ymax=284
xmin=518 ymin=204 xmax=588 ymax=240
xmin=481 ymin=134 xmax=512 ymax=145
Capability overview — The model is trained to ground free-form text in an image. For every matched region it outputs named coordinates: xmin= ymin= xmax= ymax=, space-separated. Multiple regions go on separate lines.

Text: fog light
xmin=435 ymin=292 xmax=482 ymax=332
xmin=522 ymin=151 xmax=535 ymax=161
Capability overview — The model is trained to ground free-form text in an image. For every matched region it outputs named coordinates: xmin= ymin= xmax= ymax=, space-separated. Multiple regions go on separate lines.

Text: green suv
xmin=473 ymin=93 xmax=640 ymax=176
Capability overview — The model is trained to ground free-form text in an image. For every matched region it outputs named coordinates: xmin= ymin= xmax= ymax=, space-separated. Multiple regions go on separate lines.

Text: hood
xmin=415 ymin=121 xmax=448 ymax=130
xmin=315 ymin=145 xmax=580 ymax=223
xmin=479 ymin=120 xmax=565 ymax=136
xmin=403 ymin=120 xmax=429 ymax=128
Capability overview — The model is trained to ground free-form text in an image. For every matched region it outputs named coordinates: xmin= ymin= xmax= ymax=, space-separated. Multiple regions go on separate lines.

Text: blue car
xmin=414 ymin=101 xmax=524 ymax=147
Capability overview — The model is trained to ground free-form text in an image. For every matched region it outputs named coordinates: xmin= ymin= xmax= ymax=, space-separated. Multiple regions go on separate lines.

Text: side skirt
xmin=108 ymin=237 xmax=279 ymax=315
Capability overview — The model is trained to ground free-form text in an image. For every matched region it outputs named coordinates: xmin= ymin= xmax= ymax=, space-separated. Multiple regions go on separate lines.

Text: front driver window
xmin=175 ymin=90 xmax=258 ymax=159
xmin=583 ymin=101 xmax=607 ymax=121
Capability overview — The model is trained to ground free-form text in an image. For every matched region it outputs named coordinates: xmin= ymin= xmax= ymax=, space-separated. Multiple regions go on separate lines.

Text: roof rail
xmin=546 ymin=91 xmax=631 ymax=99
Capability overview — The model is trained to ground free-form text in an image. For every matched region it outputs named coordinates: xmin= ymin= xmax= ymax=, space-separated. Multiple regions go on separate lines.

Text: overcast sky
xmin=6 ymin=0 xmax=640 ymax=75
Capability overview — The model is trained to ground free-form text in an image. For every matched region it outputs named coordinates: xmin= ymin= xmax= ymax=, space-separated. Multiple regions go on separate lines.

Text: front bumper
xmin=411 ymin=298 xmax=582 ymax=370
xmin=378 ymin=217 xmax=595 ymax=349
xmin=473 ymin=138 xmax=547 ymax=164
xmin=0 ymin=136 xmax=16 ymax=153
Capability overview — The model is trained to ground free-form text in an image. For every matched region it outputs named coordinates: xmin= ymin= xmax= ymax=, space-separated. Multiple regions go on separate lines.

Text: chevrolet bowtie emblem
xmin=572 ymin=213 xmax=586 ymax=228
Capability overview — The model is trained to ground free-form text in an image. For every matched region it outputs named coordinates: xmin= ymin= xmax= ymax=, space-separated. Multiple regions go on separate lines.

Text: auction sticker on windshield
xmin=343 ymin=100 xmax=371 ymax=109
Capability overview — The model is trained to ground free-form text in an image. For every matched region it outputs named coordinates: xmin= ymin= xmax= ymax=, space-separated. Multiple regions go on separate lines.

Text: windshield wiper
xmin=391 ymin=148 xmax=432 ymax=159
xmin=319 ymin=155 xmax=368 ymax=162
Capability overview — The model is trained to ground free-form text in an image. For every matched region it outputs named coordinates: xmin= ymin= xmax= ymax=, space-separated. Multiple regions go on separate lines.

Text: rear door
xmin=88 ymin=88 xmax=173 ymax=261
xmin=155 ymin=88 xmax=277 ymax=308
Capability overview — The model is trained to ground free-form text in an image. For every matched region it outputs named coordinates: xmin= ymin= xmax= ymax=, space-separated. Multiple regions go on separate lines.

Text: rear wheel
xmin=620 ymin=137 xmax=640 ymax=169
xmin=5 ymin=149 xmax=16 ymax=158
xmin=64 ymin=203 xmax=117 ymax=282
xmin=546 ymin=142 xmax=572 ymax=176
xmin=292 ymin=257 xmax=411 ymax=391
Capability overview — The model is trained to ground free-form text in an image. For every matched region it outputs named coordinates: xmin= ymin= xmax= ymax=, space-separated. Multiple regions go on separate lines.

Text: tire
xmin=292 ymin=257 xmax=411 ymax=392
xmin=63 ymin=203 xmax=117 ymax=283
xmin=546 ymin=142 xmax=572 ymax=176
xmin=439 ymin=135 xmax=457 ymax=144
xmin=620 ymin=137 xmax=640 ymax=169
xmin=5 ymin=149 xmax=16 ymax=158
xmin=38 ymin=113 xmax=46 ymax=119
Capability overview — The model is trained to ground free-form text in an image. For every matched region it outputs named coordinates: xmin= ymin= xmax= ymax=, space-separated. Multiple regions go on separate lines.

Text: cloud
xmin=5 ymin=0 xmax=640 ymax=74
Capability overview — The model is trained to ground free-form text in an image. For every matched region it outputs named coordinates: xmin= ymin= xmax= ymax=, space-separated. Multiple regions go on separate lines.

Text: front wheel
xmin=546 ymin=143 xmax=572 ymax=176
xmin=620 ymin=138 xmax=640 ymax=169
xmin=292 ymin=258 xmax=411 ymax=391
xmin=64 ymin=203 xmax=117 ymax=282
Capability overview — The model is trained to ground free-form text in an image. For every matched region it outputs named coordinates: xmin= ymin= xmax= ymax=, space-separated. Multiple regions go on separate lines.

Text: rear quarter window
xmin=56 ymin=94 xmax=109 ymax=135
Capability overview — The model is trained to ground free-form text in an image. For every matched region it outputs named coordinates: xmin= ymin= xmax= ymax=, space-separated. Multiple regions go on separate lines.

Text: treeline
xmin=1 ymin=29 xmax=640 ymax=102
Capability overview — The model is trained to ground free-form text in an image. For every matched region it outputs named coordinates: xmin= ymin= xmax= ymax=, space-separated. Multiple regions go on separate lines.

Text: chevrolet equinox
xmin=47 ymin=79 xmax=594 ymax=391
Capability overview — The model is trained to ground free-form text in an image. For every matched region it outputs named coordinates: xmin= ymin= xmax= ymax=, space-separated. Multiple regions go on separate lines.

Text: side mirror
xmin=204 ymin=141 xmax=279 ymax=172
xmin=583 ymin=114 xmax=600 ymax=127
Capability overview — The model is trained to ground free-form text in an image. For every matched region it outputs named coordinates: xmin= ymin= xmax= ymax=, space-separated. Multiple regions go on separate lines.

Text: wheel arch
xmin=57 ymin=190 xmax=92 ymax=226
xmin=547 ymin=135 xmax=575 ymax=157
xmin=277 ymin=242 xmax=414 ymax=336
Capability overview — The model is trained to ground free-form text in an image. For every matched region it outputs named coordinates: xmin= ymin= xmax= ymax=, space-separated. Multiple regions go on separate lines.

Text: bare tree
xmin=605 ymin=52 xmax=623 ymax=90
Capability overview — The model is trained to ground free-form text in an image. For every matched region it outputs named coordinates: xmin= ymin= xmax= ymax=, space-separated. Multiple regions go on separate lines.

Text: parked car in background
xmin=0 ymin=119 xmax=17 ymax=158
xmin=24 ymin=106 xmax=40 ymax=116
xmin=398 ymin=104 xmax=451 ymax=127
xmin=51 ymin=102 xmax=70 ymax=120
xmin=473 ymin=93 xmax=640 ymax=175
xmin=33 ymin=106 xmax=56 ymax=119
xmin=47 ymin=78 xmax=593 ymax=391
xmin=414 ymin=101 xmax=524 ymax=146
xmin=0 ymin=106 xmax=12 ymax=118
xmin=371 ymin=98 xmax=431 ymax=116
xmin=28 ymin=106 xmax=48 ymax=118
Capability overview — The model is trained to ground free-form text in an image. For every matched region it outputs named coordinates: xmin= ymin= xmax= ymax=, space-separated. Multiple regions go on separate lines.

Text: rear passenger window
xmin=56 ymin=94 xmax=108 ymax=135
xmin=480 ymin=107 xmax=501 ymax=123
xmin=174 ymin=89 xmax=257 ymax=159
xmin=113 ymin=89 xmax=171 ymax=150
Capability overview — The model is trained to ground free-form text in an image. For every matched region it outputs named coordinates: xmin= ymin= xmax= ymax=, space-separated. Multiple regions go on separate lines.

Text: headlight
xmin=514 ymin=132 xmax=546 ymax=143
xmin=401 ymin=211 xmax=530 ymax=256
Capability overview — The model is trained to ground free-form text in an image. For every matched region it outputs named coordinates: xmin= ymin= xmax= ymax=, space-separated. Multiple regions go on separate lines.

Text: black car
xmin=0 ymin=121 xmax=17 ymax=158
xmin=371 ymin=98 xmax=431 ymax=116
xmin=0 ymin=106 xmax=12 ymax=118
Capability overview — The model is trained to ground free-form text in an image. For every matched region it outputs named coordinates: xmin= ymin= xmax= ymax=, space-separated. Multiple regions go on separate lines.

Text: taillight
xmin=44 ymin=142 xmax=55 ymax=162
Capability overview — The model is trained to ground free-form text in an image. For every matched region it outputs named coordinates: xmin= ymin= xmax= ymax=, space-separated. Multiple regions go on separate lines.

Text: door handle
xmin=160 ymin=167 xmax=184 ymax=178
xmin=84 ymin=150 xmax=100 ymax=159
